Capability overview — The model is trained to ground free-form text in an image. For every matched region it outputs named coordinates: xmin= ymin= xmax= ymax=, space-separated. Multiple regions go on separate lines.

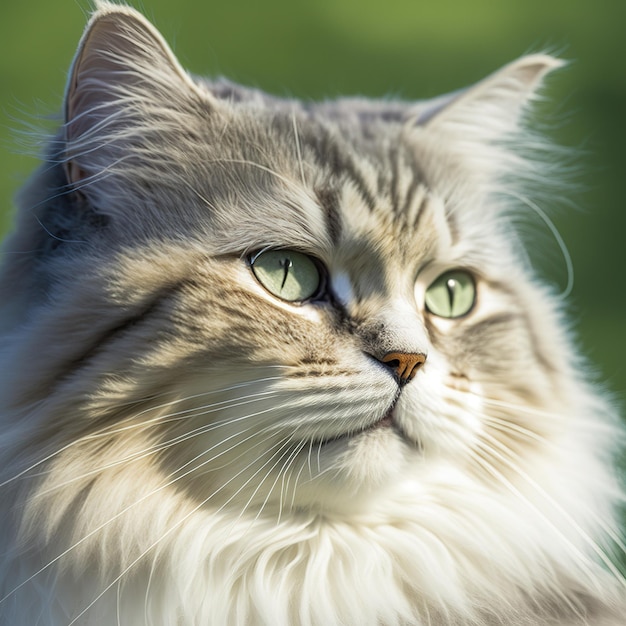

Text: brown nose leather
xmin=381 ymin=351 xmax=426 ymax=383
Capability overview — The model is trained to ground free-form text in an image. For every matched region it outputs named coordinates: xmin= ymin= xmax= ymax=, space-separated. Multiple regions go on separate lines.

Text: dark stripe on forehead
xmin=409 ymin=188 xmax=429 ymax=232
xmin=389 ymin=146 xmax=401 ymax=214
xmin=402 ymin=175 xmax=423 ymax=219
xmin=315 ymin=187 xmax=343 ymax=246
xmin=341 ymin=156 xmax=377 ymax=212
xmin=446 ymin=209 xmax=460 ymax=246
xmin=404 ymin=146 xmax=427 ymax=212
xmin=301 ymin=123 xmax=377 ymax=212
xmin=387 ymin=141 xmax=429 ymax=224
xmin=398 ymin=147 xmax=449 ymax=237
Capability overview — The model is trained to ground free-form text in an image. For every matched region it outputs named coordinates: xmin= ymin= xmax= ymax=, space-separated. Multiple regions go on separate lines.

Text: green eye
xmin=425 ymin=270 xmax=476 ymax=318
xmin=250 ymin=249 xmax=322 ymax=302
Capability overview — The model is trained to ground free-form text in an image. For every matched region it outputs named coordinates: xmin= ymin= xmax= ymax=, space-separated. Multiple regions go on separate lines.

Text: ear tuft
xmin=63 ymin=3 xmax=207 ymax=188
xmin=415 ymin=54 xmax=564 ymax=134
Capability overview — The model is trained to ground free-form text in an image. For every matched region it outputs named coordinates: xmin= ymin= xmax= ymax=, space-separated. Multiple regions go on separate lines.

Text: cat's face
xmin=3 ymin=6 xmax=571 ymax=518
xmin=134 ymin=127 xmax=562 ymax=514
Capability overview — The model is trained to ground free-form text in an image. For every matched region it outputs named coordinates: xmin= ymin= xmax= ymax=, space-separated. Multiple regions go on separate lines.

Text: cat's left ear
xmin=405 ymin=55 xmax=564 ymax=194
xmin=412 ymin=54 xmax=564 ymax=137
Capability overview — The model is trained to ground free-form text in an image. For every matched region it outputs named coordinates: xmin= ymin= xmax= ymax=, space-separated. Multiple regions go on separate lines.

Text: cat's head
xmin=1 ymin=3 xmax=612 ymax=521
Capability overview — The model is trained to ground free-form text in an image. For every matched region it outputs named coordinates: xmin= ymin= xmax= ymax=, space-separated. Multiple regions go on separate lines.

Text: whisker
xmin=276 ymin=440 xmax=309 ymax=523
xmin=144 ymin=554 xmax=158 ymax=626
xmin=470 ymin=392 xmax=561 ymax=420
xmin=65 ymin=434 xmax=299 ymax=625
xmin=289 ymin=447 xmax=310 ymax=511
xmin=0 ymin=377 xmax=283 ymax=489
xmin=306 ymin=436 xmax=316 ymax=482
xmin=31 ymin=392 xmax=282 ymax=495
xmin=481 ymin=414 xmax=550 ymax=446
xmin=446 ymin=383 xmax=626 ymax=587
xmin=291 ymin=107 xmax=307 ymax=187
xmin=116 ymin=578 xmax=122 ymax=626
xmin=509 ymin=191 xmax=574 ymax=300
xmin=230 ymin=435 xmax=298 ymax=531
xmin=206 ymin=157 xmax=304 ymax=194
xmin=0 ymin=402 xmax=289 ymax=607
xmin=467 ymin=446 xmax=604 ymax=604
xmin=473 ymin=436 xmax=626 ymax=590
xmin=269 ymin=419 xmax=332 ymax=505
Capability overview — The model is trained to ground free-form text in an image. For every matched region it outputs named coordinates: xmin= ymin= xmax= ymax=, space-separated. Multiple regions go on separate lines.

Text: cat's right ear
xmin=63 ymin=3 xmax=216 ymax=194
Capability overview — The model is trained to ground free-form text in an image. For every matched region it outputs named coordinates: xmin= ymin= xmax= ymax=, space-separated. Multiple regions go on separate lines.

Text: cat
xmin=0 ymin=1 xmax=624 ymax=624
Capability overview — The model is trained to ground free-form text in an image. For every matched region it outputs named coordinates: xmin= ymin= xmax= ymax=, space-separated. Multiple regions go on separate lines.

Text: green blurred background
xmin=0 ymin=3 xmax=624 ymax=405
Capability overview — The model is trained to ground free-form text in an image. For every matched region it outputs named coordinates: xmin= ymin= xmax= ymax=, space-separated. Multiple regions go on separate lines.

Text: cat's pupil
xmin=446 ymin=278 xmax=457 ymax=307
xmin=278 ymin=257 xmax=293 ymax=289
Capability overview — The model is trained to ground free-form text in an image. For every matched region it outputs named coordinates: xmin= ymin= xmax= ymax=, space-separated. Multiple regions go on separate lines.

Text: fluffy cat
xmin=0 ymin=2 xmax=624 ymax=624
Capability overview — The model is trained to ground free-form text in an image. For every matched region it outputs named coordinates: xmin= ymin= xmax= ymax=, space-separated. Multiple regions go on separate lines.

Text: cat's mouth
xmin=317 ymin=398 xmax=403 ymax=446
xmin=370 ymin=405 xmax=396 ymax=430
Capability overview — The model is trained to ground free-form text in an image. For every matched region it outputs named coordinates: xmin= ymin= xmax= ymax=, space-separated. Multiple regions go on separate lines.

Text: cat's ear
xmin=407 ymin=55 xmax=564 ymax=194
xmin=413 ymin=54 xmax=564 ymax=134
xmin=63 ymin=2 xmax=213 ymax=191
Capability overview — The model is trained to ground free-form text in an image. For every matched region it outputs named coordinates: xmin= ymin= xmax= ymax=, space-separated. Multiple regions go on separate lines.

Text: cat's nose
xmin=381 ymin=351 xmax=427 ymax=384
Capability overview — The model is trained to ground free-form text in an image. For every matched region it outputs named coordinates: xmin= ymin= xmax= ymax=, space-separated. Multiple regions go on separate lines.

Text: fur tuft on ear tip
xmin=91 ymin=0 xmax=137 ymax=16
xmin=497 ymin=53 xmax=566 ymax=91
xmin=414 ymin=53 xmax=565 ymax=130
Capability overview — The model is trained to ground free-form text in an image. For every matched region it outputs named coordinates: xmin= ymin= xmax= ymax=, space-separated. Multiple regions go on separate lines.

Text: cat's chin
xmin=288 ymin=416 xmax=416 ymax=514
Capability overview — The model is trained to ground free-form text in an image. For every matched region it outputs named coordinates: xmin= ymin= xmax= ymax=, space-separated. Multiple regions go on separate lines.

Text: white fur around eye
xmin=331 ymin=271 xmax=354 ymax=307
